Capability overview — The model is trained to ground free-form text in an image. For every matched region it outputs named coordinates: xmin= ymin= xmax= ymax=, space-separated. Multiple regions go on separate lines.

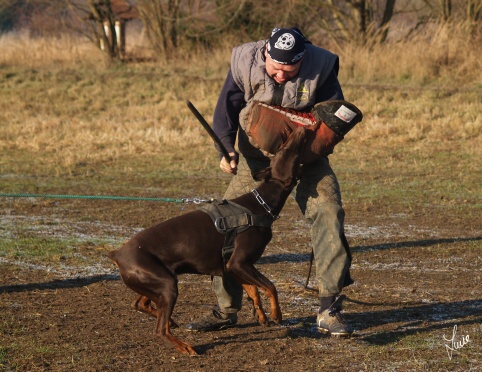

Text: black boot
xmin=185 ymin=306 xmax=237 ymax=332
xmin=316 ymin=295 xmax=353 ymax=337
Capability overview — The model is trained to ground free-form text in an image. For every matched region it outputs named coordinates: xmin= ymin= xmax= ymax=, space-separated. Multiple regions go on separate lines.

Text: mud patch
xmin=1 ymin=202 xmax=481 ymax=370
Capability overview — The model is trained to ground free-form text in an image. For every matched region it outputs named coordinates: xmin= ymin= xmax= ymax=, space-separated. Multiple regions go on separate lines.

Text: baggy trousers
xmin=213 ymin=155 xmax=353 ymax=314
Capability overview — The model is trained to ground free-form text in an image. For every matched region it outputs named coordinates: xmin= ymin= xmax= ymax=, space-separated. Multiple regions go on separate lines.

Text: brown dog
xmin=108 ymin=126 xmax=307 ymax=355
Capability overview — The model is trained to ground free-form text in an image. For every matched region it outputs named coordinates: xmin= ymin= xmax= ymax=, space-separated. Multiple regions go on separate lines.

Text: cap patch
xmin=274 ymin=33 xmax=296 ymax=50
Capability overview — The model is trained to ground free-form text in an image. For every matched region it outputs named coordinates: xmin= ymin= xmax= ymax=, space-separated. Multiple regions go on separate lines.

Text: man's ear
xmin=252 ymin=167 xmax=272 ymax=181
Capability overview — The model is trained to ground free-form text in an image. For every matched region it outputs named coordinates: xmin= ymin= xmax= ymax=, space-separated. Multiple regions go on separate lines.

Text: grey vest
xmin=230 ymin=40 xmax=339 ymax=158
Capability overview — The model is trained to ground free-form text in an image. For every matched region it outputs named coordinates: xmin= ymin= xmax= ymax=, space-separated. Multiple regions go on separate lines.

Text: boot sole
xmin=317 ymin=326 xmax=352 ymax=337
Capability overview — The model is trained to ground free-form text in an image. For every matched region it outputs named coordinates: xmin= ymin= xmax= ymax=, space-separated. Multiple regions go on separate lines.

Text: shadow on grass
xmin=0 ymin=274 xmax=119 ymax=294
xmin=192 ymin=325 xmax=290 ymax=355
xmin=257 ymin=236 xmax=481 ymax=264
xmin=349 ymin=299 xmax=482 ymax=345
xmin=170 ymin=299 xmax=482 ymax=354
xmin=272 ymin=299 xmax=482 ymax=345
xmin=1 ymin=237 xmax=479 ymax=294
xmin=351 ymin=236 xmax=482 ymax=253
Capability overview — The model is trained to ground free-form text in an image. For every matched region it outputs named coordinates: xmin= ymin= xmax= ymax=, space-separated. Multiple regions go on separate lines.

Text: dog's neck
xmin=251 ymin=178 xmax=295 ymax=220
xmin=251 ymin=189 xmax=279 ymax=220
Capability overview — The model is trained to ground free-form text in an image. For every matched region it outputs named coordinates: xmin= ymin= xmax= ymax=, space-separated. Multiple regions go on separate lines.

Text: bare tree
xmin=467 ymin=0 xmax=482 ymax=22
xmin=421 ymin=0 xmax=482 ymax=21
xmin=135 ymin=0 xmax=181 ymax=59
xmin=62 ymin=0 xmax=138 ymax=60
xmin=87 ymin=0 xmax=119 ymax=58
xmin=421 ymin=0 xmax=481 ymax=37
xmin=0 ymin=0 xmax=17 ymax=31
xmin=320 ymin=0 xmax=398 ymax=45
xmin=379 ymin=0 xmax=396 ymax=41
xmin=5 ymin=0 xmax=479 ymax=59
xmin=0 ymin=0 xmax=76 ymax=35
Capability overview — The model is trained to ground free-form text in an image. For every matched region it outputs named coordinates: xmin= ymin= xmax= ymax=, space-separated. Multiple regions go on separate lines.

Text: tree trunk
xmin=379 ymin=0 xmax=397 ymax=43
xmin=87 ymin=0 xmax=122 ymax=59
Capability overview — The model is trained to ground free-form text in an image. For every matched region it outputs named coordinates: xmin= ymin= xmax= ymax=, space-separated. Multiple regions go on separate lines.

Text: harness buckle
xmin=214 ymin=217 xmax=227 ymax=233
xmin=246 ymin=213 xmax=253 ymax=226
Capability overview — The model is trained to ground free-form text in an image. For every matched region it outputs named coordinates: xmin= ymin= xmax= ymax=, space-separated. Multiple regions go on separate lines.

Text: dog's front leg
xmin=256 ymin=278 xmax=282 ymax=325
xmin=228 ymin=264 xmax=282 ymax=325
xmin=242 ymin=284 xmax=269 ymax=325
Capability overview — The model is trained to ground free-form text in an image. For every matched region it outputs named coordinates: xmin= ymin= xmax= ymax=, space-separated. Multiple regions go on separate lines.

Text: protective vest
xmin=230 ymin=41 xmax=362 ymax=162
xmin=230 ymin=40 xmax=339 ymax=115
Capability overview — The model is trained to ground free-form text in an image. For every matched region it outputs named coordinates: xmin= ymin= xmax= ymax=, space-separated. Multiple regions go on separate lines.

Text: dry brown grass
xmin=0 ymin=25 xmax=480 ymax=177
xmin=0 ymin=31 xmax=109 ymax=69
xmin=337 ymin=21 xmax=482 ymax=85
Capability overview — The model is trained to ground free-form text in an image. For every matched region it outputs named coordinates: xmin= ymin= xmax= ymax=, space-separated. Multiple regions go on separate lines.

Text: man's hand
xmin=220 ymin=152 xmax=238 ymax=175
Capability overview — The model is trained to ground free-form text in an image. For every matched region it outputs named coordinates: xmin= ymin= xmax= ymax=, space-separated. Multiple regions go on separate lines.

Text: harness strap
xmin=222 ymin=230 xmax=237 ymax=272
xmin=199 ymin=199 xmax=273 ymax=234
xmin=199 ymin=199 xmax=274 ymax=271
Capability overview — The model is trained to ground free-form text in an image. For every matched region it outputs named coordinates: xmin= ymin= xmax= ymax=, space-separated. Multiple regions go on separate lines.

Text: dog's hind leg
xmin=132 ymin=295 xmax=179 ymax=328
xmin=148 ymin=273 xmax=196 ymax=356
xmin=242 ymin=284 xmax=269 ymax=325
xmin=132 ymin=295 xmax=157 ymax=317
xmin=117 ymin=260 xmax=195 ymax=355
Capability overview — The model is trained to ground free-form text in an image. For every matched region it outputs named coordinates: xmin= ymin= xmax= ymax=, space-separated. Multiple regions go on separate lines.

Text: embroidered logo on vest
xmin=296 ymin=84 xmax=309 ymax=104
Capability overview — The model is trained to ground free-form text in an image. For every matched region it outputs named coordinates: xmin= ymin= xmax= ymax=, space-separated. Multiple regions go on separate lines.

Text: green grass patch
xmin=0 ymin=236 xmax=118 ymax=267
xmin=0 ymin=346 xmax=8 ymax=366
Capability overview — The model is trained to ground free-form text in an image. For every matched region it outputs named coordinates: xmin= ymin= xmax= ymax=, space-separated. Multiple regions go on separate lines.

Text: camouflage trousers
xmin=213 ymin=155 xmax=353 ymax=314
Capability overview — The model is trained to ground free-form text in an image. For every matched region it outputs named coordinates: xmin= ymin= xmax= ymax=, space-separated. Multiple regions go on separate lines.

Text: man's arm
xmin=315 ymin=68 xmax=344 ymax=103
xmin=212 ymin=70 xmax=246 ymax=156
xmin=212 ymin=70 xmax=245 ymax=174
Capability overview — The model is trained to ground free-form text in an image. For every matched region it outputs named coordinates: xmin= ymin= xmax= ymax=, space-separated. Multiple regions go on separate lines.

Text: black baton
xmin=186 ymin=100 xmax=232 ymax=162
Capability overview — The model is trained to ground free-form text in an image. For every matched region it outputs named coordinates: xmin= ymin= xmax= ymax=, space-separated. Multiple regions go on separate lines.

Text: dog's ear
xmin=252 ymin=167 xmax=272 ymax=181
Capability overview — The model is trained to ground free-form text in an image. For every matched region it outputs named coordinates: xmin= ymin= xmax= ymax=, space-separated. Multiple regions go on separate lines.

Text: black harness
xmin=199 ymin=198 xmax=274 ymax=269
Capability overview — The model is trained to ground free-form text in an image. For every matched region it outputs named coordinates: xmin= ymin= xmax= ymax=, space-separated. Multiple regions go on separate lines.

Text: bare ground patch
xmin=1 ymin=200 xmax=481 ymax=371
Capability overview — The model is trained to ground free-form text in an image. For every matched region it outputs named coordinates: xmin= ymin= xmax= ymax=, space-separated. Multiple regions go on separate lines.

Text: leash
xmin=0 ymin=193 xmax=214 ymax=204
xmin=304 ymin=249 xmax=316 ymax=292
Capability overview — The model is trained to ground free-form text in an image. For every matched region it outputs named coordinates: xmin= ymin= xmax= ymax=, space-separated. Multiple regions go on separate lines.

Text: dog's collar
xmin=251 ymin=189 xmax=279 ymax=220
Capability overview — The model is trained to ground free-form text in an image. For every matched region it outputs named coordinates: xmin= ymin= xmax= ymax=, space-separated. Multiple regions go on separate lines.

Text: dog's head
xmin=253 ymin=127 xmax=307 ymax=188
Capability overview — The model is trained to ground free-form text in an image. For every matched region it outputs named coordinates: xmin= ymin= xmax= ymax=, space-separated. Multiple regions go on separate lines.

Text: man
xmin=186 ymin=27 xmax=360 ymax=336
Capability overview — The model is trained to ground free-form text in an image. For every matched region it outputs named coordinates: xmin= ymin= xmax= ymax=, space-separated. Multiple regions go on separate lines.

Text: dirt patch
xmin=1 ymin=198 xmax=481 ymax=371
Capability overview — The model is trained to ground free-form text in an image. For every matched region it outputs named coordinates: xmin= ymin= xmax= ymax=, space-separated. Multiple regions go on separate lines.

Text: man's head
xmin=267 ymin=28 xmax=306 ymax=65
xmin=265 ymin=27 xmax=307 ymax=84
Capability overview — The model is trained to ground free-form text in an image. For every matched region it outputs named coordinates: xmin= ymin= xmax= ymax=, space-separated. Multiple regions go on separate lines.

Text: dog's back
xmin=108 ymin=209 xmax=227 ymax=277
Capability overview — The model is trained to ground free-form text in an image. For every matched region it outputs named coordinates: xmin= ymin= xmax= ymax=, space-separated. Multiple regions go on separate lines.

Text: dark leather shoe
xmin=185 ymin=308 xmax=237 ymax=332
xmin=316 ymin=295 xmax=353 ymax=337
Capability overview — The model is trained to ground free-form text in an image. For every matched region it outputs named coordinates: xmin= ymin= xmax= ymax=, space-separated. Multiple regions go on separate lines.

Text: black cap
xmin=267 ymin=27 xmax=306 ymax=65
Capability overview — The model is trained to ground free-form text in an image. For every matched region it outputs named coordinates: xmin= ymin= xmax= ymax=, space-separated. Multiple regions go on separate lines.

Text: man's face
xmin=264 ymin=48 xmax=303 ymax=84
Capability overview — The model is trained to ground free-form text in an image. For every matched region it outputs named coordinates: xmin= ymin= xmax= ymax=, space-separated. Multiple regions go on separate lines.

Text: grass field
xmin=0 ymin=28 xmax=481 ymax=370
